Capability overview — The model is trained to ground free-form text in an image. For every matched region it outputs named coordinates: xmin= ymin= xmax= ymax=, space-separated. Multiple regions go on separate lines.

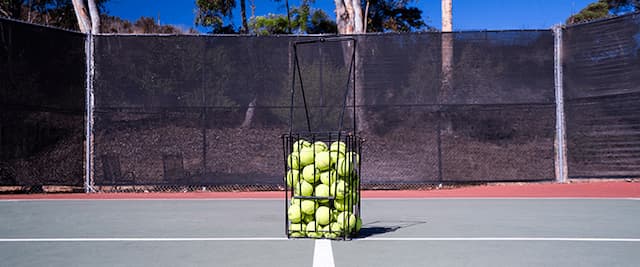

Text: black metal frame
xmin=283 ymin=37 xmax=362 ymax=240
xmin=282 ymin=132 xmax=362 ymax=240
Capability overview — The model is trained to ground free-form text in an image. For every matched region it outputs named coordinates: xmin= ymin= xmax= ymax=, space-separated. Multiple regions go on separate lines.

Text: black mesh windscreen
xmin=291 ymin=38 xmax=355 ymax=133
xmin=359 ymin=32 xmax=556 ymax=183
xmin=93 ymin=31 xmax=557 ymax=190
xmin=94 ymin=35 xmax=205 ymax=186
xmin=0 ymin=18 xmax=85 ymax=187
xmin=564 ymin=13 xmax=640 ymax=178
xmin=5 ymin=14 xmax=640 ymax=191
xmin=93 ymin=35 xmax=296 ymax=187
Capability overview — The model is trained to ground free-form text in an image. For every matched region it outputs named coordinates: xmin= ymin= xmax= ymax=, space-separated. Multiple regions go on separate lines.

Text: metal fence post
xmin=85 ymin=32 xmax=96 ymax=193
xmin=553 ymin=25 xmax=569 ymax=183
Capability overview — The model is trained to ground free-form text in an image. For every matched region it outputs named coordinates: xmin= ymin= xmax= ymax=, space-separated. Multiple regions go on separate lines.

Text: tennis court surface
xmin=1 ymin=182 xmax=639 ymax=267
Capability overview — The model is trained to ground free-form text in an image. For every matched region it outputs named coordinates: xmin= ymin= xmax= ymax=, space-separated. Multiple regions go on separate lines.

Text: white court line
xmin=0 ymin=237 xmax=288 ymax=242
xmin=1 ymin=197 xmax=637 ymax=202
xmin=361 ymin=237 xmax=640 ymax=242
xmin=312 ymin=239 xmax=335 ymax=267
xmin=0 ymin=198 xmax=284 ymax=202
xmin=364 ymin=197 xmax=639 ymax=200
xmin=1 ymin=237 xmax=639 ymax=242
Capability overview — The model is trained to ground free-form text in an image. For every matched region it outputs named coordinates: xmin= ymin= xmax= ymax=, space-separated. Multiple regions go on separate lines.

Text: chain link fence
xmin=564 ymin=13 xmax=640 ymax=179
xmin=0 ymin=19 xmax=85 ymax=191
xmin=1 ymin=12 xmax=639 ymax=192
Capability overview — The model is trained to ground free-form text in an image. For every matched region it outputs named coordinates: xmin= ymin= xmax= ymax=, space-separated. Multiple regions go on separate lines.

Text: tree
xmin=334 ymin=0 xmax=368 ymax=132
xmin=606 ymin=0 xmax=640 ymax=14
xmin=441 ymin=0 xmax=452 ymax=103
xmin=251 ymin=6 xmax=336 ymax=35
xmin=71 ymin=0 xmax=92 ymax=32
xmin=567 ymin=0 xmax=639 ymax=24
xmin=195 ymin=0 xmax=250 ymax=33
xmin=0 ymin=0 xmax=22 ymax=19
xmin=251 ymin=13 xmax=291 ymax=35
xmin=307 ymin=9 xmax=337 ymax=34
xmin=334 ymin=0 xmax=364 ymax=34
xmin=0 ymin=0 xmax=107 ymax=31
xmin=567 ymin=0 xmax=610 ymax=24
xmin=364 ymin=0 xmax=428 ymax=32
xmin=333 ymin=0 xmax=430 ymax=132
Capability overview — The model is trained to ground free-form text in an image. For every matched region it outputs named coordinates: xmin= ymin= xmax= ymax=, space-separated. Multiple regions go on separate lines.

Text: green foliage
xmin=0 ymin=0 xmax=23 ymax=18
xmin=195 ymin=0 xmax=238 ymax=33
xmin=567 ymin=0 xmax=639 ymax=24
xmin=251 ymin=4 xmax=336 ymax=35
xmin=308 ymin=9 xmax=337 ymax=34
xmin=251 ymin=13 xmax=291 ymax=35
xmin=0 ymin=0 xmax=109 ymax=30
xmin=606 ymin=0 xmax=640 ymax=14
xmin=364 ymin=0 xmax=430 ymax=32
xmin=100 ymin=15 xmax=183 ymax=34
xmin=567 ymin=0 xmax=610 ymax=24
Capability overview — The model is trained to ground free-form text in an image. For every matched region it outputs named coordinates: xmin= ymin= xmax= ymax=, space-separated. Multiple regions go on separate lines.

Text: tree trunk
xmin=240 ymin=97 xmax=257 ymax=128
xmin=285 ymin=0 xmax=292 ymax=33
xmin=334 ymin=0 xmax=370 ymax=133
xmin=71 ymin=0 xmax=91 ymax=33
xmin=240 ymin=0 xmax=248 ymax=33
xmin=441 ymin=0 xmax=453 ymax=101
xmin=87 ymin=0 xmax=101 ymax=33
xmin=440 ymin=0 xmax=453 ymax=133
xmin=0 ymin=1 xmax=22 ymax=19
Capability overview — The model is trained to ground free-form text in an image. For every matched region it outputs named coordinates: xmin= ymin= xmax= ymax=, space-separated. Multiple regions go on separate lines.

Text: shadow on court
xmin=357 ymin=220 xmax=427 ymax=238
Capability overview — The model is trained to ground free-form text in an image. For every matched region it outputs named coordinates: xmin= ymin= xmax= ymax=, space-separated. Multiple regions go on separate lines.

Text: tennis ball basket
xmin=282 ymin=37 xmax=363 ymax=240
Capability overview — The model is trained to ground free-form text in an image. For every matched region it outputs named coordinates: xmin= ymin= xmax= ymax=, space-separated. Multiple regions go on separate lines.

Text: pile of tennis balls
xmin=285 ymin=139 xmax=362 ymax=239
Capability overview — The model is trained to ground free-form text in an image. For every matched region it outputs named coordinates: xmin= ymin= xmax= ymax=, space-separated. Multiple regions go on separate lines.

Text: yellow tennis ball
xmin=329 ymin=222 xmax=343 ymax=233
xmin=314 ymin=151 xmax=332 ymax=171
xmin=288 ymin=205 xmax=302 ymax=223
xmin=314 ymin=184 xmax=330 ymax=203
xmin=313 ymin=141 xmax=328 ymax=152
xmin=299 ymin=147 xmax=315 ymax=166
xmin=290 ymin=231 xmax=306 ymax=238
xmin=293 ymin=139 xmax=311 ymax=152
xmin=285 ymin=169 xmax=300 ymax=187
xmin=346 ymin=152 xmax=360 ymax=166
xmin=287 ymin=152 xmax=301 ymax=170
xmin=322 ymin=225 xmax=340 ymax=239
xmin=301 ymin=200 xmax=317 ymax=215
xmin=336 ymin=158 xmax=353 ymax=176
xmin=330 ymin=141 xmax=346 ymax=153
xmin=336 ymin=211 xmax=357 ymax=232
xmin=289 ymin=223 xmax=306 ymax=232
xmin=333 ymin=198 xmax=346 ymax=211
xmin=330 ymin=180 xmax=348 ymax=199
xmin=303 ymin=213 xmax=315 ymax=224
xmin=355 ymin=216 xmax=362 ymax=232
xmin=315 ymin=206 xmax=331 ymax=226
xmin=302 ymin=165 xmax=320 ymax=184
xmin=330 ymin=208 xmax=339 ymax=222
xmin=329 ymin=151 xmax=344 ymax=165
xmin=294 ymin=180 xmax=314 ymax=196
xmin=306 ymin=221 xmax=323 ymax=238
xmin=320 ymin=170 xmax=338 ymax=186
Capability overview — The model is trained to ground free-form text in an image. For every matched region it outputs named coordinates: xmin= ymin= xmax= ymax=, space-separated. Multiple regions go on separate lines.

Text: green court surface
xmin=1 ymin=198 xmax=639 ymax=266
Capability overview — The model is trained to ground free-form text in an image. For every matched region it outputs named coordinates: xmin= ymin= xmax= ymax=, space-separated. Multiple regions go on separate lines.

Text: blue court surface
xmin=1 ymin=198 xmax=639 ymax=266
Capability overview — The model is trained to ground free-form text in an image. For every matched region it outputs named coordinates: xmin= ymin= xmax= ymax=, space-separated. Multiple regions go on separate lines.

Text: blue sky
xmin=105 ymin=0 xmax=595 ymax=33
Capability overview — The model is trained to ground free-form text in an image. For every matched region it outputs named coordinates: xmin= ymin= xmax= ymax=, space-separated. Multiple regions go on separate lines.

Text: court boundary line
xmin=313 ymin=239 xmax=335 ymax=267
xmin=1 ymin=237 xmax=639 ymax=242
xmin=1 ymin=197 xmax=638 ymax=202
xmin=0 ymin=237 xmax=289 ymax=242
xmin=360 ymin=237 xmax=640 ymax=242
